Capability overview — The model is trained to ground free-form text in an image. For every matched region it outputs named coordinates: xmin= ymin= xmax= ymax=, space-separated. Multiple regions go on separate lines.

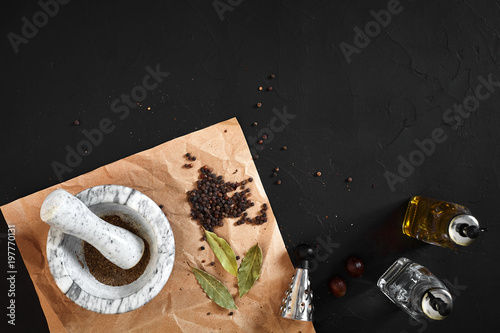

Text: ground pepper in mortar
xmin=187 ymin=166 xmax=269 ymax=230
xmin=84 ymin=215 xmax=150 ymax=286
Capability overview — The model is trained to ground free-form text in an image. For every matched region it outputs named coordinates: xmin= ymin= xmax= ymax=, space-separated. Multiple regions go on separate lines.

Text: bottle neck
xmin=448 ymin=214 xmax=483 ymax=246
xmin=421 ymin=288 xmax=453 ymax=320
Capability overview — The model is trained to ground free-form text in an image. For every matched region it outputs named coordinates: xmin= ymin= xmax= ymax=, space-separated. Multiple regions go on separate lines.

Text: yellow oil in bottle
xmin=402 ymin=196 xmax=471 ymax=249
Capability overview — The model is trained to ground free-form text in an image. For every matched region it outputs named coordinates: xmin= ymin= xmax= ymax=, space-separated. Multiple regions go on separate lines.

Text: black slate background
xmin=1 ymin=0 xmax=499 ymax=332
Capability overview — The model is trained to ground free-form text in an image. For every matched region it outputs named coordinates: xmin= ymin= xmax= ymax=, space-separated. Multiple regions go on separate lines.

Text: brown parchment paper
xmin=1 ymin=118 xmax=315 ymax=333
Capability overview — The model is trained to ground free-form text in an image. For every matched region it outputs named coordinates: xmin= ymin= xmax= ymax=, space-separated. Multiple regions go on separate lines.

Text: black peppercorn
xmin=187 ymin=166 xmax=267 ymax=231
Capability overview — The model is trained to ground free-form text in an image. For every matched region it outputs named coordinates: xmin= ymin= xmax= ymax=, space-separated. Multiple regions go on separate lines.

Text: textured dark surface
xmin=1 ymin=0 xmax=499 ymax=332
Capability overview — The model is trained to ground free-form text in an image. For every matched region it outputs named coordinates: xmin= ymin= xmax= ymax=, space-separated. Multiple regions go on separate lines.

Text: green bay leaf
xmin=237 ymin=243 xmax=263 ymax=298
xmin=190 ymin=266 xmax=237 ymax=309
xmin=204 ymin=230 xmax=238 ymax=276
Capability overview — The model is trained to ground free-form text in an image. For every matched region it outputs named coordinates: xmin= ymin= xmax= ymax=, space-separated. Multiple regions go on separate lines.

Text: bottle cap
xmin=448 ymin=214 xmax=486 ymax=246
xmin=421 ymin=288 xmax=453 ymax=320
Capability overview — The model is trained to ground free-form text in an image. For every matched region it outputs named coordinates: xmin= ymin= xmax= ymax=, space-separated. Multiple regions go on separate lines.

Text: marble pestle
xmin=40 ymin=189 xmax=145 ymax=270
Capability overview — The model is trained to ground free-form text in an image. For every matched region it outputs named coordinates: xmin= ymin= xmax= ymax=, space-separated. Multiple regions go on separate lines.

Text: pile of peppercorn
xmin=187 ymin=166 xmax=269 ymax=231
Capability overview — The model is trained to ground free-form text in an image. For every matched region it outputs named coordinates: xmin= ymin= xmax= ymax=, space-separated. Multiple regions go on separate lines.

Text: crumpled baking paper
xmin=1 ymin=118 xmax=315 ymax=333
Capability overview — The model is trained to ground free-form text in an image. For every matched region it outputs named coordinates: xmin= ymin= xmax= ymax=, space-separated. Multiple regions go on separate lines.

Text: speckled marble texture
xmin=41 ymin=189 xmax=145 ymax=270
xmin=45 ymin=185 xmax=175 ymax=314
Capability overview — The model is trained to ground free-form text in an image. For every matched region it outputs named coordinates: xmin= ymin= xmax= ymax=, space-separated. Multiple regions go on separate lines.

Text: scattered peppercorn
xmin=253 ymin=155 xmax=259 ymax=160
xmin=346 ymin=177 xmax=353 ymax=182
xmin=248 ymin=177 xmax=253 ymax=182
xmin=191 ymin=156 xmax=196 ymax=161
xmin=186 ymin=153 xmax=191 ymax=158
xmin=210 ymin=261 xmax=215 ymax=266
xmin=207 ymin=312 xmax=211 ymax=315
xmin=73 ymin=120 xmax=80 ymax=126
xmin=270 ymin=74 xmax=276 ymax=79
xmin=316 ymin=172 xmax=322 ymax=177
xmin=268 ymin=86 xmax=273 ymax=91
xmin=159 ymin=204 xmax=164 ymax=209
xmin=272 ymin=172 xmax=278 ymax=177
xmin=252 ymin=122 xmax=258 ymax=127
xmin=258 ymin=86 xmax=263 ymax=91
xmin=261 ymin=134 xmax=268 ymax=140
xmin=256 ymin=102 xmax=262 ymax=108
xmin=276 ymin=180 xmax=282 ymax=185
xmin=274 ymin=167 xmax=280 ymax=172
xmin=236 ymin=256 xmax=240 ymax=260
xmin=229 ymin=312 xmax=234 ymax=316
xmin=258 ymin=139 xmax=263 ymax=144
xmin=200 ymin=246 xmax=205 ymax=250
xmin=282 ymin=146 xmax=288 ymax=150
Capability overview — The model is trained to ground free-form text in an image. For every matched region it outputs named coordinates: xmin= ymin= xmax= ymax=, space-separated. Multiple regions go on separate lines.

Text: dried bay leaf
xmin=189 ymin=266 xmax=237 ymax=310
xmin=237 ymin=243 xmax=262 ymax=298
xmin=205 ymin=230 xmax=238 ymax=276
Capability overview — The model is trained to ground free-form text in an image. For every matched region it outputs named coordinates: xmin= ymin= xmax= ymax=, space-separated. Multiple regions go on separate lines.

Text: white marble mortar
xmin=46 ymin=185 xmax=175 ymax=314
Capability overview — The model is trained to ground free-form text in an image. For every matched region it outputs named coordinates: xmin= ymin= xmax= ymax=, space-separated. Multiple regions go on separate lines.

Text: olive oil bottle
xmin=402 ymin=196 xmax=487 ymax=249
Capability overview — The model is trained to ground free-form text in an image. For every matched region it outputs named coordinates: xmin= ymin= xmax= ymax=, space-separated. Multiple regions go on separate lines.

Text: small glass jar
xmin=377 ymin=257 xmax=453 ymax=321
